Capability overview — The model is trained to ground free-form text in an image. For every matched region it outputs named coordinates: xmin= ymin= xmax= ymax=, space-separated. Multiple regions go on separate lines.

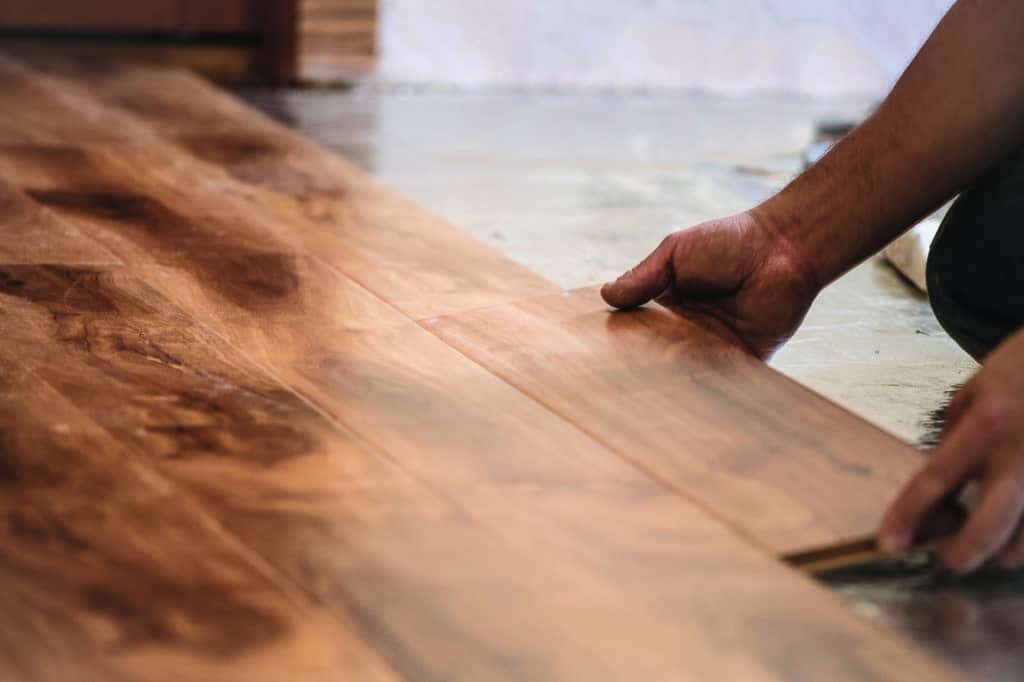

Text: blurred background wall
xmin=379 ymin=0 xmax=954 ymax=95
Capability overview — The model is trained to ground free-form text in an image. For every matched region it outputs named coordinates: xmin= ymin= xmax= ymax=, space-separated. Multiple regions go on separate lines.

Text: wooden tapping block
xmin=427 ymin=287 xmax=932 ymax=557
xmin=0 ymin=262 xmax=963 ymax=681
xmin=7 ymin=53 xmax=558 ymax=320
xmin=788 ymin=501 xmax=969 ymax=574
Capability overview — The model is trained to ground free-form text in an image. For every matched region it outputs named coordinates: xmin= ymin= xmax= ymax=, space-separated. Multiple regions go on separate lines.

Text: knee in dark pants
xmin=926 ymin=150 xmax=1024 ymax=360
xmin=927 ymin=220 xmax=1003 ymax=361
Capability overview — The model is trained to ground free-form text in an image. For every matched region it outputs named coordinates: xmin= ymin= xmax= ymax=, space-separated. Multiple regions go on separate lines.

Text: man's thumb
xmin=601 ymin=238 xmax=674 ymax=309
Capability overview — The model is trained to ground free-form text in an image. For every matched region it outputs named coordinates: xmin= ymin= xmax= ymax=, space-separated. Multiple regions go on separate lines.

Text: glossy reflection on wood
xmin=17 ymin=55 xmax=559 ymax=320
xmin=0 ymin=263 xmax=960 ymax=680
xmin=429 ymin=287 xmax=929 ymax=556
xmin=0 ymin=52 xmax=964 ymax=680
xmin=0 ymin=355 xmax=396 ymax=682
xmin=0 ymin=180 xmax=120 ymax=266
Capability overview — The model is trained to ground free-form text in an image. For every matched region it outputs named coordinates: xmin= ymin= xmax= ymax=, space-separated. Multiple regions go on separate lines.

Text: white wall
xmin=379 ymin=0 xmax=954 ymax=95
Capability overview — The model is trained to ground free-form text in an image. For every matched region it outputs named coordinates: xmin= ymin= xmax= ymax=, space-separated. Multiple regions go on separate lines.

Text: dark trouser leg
xmin=927 ymin=146 xmax=1024 ymax=360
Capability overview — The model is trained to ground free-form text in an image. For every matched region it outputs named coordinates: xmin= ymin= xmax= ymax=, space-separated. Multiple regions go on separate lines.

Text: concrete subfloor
xmin=244 ymin=86 xmax=1014 ymax=679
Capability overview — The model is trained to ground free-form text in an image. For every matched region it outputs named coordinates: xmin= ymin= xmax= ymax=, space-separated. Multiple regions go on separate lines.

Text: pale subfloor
xmin=245 ymin=87 xmax=1015 ymax=679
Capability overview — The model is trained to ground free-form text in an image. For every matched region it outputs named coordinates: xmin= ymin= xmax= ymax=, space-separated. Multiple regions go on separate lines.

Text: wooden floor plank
xmin=0 ymin=263 xmax=961 ymax=681
xmin=13 ymin=55 xmax=559 ymax=320
xmin=0 ymin=353 xmax=397 ymax=682
xmin=0 ymin=180 xmax=121 ymax=266
xmin=428 ymin=287 xmax=929 ymax=556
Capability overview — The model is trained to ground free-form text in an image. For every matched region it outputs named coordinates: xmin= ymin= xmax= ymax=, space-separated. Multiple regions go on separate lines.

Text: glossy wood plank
xmin=19 ymin=55 xmax=558 ymax=319
xmin=0 ymin=264 xmax=962 ymax=680
xmin=0 ymin=354 xmax=396 ymax=681
xmin=0 ymin=180 xmax=121 ymax=265
xmin=0 ymin=264 xmax=683 ymax=680
xmin=429 ymin=287 xmax=930 ymax=556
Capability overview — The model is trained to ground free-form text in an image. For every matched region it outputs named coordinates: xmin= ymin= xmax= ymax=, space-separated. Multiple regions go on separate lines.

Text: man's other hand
xmin=881 ymin=329 xmax=1024 ymax=573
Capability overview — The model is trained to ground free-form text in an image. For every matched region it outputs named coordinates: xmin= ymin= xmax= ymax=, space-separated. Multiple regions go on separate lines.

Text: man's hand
xmin=600 ymin=212 xmax=820 ymax=359
xmin=880 ymin=329 xmax=1024 ymax=573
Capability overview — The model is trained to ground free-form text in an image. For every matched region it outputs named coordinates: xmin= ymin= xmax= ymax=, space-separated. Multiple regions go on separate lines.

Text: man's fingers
xmin=601 ymin=237 xmax=674 ymax=309
xmin=938 ymin=461 xmax=1024 ymax=573
xmin=878 ymin=410 xmax=995 ymax=555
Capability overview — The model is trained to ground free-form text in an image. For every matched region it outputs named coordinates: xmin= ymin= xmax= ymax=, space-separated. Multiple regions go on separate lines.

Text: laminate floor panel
xmin=0 ymin=263 xmax=960 ymax=681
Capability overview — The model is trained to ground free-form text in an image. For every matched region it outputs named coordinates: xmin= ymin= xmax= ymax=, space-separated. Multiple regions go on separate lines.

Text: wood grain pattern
xmin=180 ymin=0 xmax=256 ymax=33
xmin=0 ymin=353 xmax=396 ymax=681
xmin=26 ymin=58 xmax=558 ymax=319
xmin=428 ymin=287 xmax=930 ymax=556
xmin=0 ymin=180 xmax=121 ymax=265
xmin=0 ymin=40 xmax=257 ymax=83
xmin=0 ymin=52 xmax=964 ymax=679
xmin=0 ymin=263 xmax=961 ymax=681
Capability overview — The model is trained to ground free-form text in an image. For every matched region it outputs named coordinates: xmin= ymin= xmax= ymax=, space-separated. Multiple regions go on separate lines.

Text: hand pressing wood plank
xmin=0 ymin=355 xmax=396 ymax=682
xmin=428 ymin=287 xmax=930 ymax=557
xmin=0 ymin=262 xmax=962 ymax=681
xmin=13 ymin=54 xmax=558 ymax=320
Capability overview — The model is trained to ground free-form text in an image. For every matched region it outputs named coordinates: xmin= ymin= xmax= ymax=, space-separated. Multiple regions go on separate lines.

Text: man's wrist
xmin=748 ymin=198 xmax=824 ymax=297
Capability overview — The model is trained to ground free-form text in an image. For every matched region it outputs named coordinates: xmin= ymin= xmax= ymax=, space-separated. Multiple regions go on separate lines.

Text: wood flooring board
xmin=0 ymin=355 xmax=395 ymax=682
xmin=15 ymin=54 xmax=559 ymax=319
xmin=0 ymin=263 xmax=670 ymax=681
xmin=428 ymin=287 xmax=929 ymax=556
xmin=0 ymin=265 xmax=961 ymax=681
xmin=0 ymin=180 xmax=121 ymax=266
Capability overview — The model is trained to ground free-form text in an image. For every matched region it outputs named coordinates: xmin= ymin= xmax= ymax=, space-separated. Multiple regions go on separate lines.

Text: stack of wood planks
xmin=0 ymin=52 xmax=960 ymax=680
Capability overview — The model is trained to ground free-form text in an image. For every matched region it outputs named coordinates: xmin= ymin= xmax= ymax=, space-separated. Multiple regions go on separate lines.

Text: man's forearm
xmin=753 ymin=0 xmax=1024 ymax=289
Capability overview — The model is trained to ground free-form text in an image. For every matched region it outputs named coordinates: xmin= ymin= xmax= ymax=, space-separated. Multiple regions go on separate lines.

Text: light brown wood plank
xmin=16 ymin=55 xmax=558 ymax=319
xmin=0 ymin=264 xmax=962 ymax=681
xmin=0 ymin=180 xmax=121 ymax=265
xmin=428 ymin=287 xmax=929 ymax=556
xmin=0 ymin=264 xmax=678 ymax=680
xmin=0 ymin=350 xmax=397 ymax=682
